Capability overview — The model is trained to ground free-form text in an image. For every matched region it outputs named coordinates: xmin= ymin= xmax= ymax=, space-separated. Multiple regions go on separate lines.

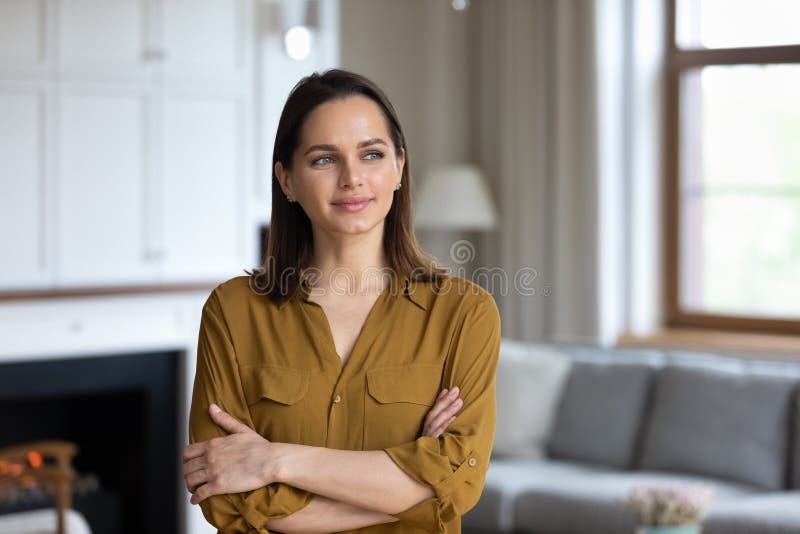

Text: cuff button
xmin=468 ymin=457 xmax=477 ymax=467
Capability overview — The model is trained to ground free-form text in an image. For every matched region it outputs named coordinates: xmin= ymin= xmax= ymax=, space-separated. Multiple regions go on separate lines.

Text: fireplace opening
xmin=0 ymin=352 xmax=180 ymax=534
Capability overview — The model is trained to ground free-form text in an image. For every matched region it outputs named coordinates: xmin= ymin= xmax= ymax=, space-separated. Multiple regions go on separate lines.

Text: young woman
xmin=183 ymin=69 xmax=501 ymax=533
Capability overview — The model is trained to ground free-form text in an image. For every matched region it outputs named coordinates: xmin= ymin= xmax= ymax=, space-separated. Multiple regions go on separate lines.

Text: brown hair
xmin=245 ymin=68 xmax=448 ymax=304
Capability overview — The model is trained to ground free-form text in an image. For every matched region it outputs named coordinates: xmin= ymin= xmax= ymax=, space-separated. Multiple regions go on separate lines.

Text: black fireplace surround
xmin=0 ymin=351 xmax=180 ymax=534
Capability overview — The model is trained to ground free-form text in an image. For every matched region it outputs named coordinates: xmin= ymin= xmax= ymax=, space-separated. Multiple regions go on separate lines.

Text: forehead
xmin=299 ymin=95 xmax=390 ymax=144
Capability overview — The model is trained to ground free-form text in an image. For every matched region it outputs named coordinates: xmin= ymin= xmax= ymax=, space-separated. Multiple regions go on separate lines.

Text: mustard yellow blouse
xmin=189 ymin=270 xmax=501 ymax=533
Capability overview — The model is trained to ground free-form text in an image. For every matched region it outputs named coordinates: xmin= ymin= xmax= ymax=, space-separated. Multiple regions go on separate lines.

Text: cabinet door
xmin=158 ymin=90 xmax=246 ymax=282
xmin=0 ymin=85 xmax=51 ymax=290
xmin=160 ymin=0 xmax=250 ymax=84
xmin=57 ymin=85 xmax=158 ymax=286
xmin=0 ymin=0 xmax=48 ymax=76
xmin=58 ymin=0 xmax=152 ymax=82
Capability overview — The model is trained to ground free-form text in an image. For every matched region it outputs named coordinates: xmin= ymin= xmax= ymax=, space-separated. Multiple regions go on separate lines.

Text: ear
xmin=395 ymin=147 xmax=406 ymax=177
xmin=274 ymin=161 xmax=297 ymax=200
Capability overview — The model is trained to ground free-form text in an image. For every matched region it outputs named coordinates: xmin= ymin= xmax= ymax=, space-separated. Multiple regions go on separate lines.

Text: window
xmin=665 ymin=0 xmax=800 ymax=334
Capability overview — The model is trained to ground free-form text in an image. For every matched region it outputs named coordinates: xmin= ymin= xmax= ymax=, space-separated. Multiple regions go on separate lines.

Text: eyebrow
xmin=303 ymin=138 xmax=389 ymax=156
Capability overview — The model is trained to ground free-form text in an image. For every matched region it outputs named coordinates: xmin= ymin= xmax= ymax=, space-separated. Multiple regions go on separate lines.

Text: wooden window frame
xmin=664 ymin=0 xmax=800 ymax=336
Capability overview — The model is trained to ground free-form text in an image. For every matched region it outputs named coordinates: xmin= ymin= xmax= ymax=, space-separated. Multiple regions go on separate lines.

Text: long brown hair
xmin=245 ymin=68 xmax=448 ymax=304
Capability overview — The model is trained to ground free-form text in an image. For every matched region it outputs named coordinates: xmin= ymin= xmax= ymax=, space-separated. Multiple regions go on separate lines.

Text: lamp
xmin=281 ymin=0 xmax=315 ymax=61
xmin=414 ymin=164 xmax=497 ymax=230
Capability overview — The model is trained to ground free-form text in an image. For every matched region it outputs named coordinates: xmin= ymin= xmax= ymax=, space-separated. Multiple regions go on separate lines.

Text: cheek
xmin=294 ymin=176 xmax=333 ymax=210
xmin=374 ymin=183 xmax=398 ymax=214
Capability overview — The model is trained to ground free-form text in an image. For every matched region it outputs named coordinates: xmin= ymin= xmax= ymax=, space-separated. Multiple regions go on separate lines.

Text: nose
xmin=338 ymin=155 xmax=363 ymax=189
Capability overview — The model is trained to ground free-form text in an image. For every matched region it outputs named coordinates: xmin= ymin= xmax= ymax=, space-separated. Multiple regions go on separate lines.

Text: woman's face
xmin=275 ymin=95 xmax=405 ymax=238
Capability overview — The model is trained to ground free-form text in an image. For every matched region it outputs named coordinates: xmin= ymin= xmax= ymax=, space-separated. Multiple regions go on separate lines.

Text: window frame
xmin=664 ymin=0 xmax=800 ymax=335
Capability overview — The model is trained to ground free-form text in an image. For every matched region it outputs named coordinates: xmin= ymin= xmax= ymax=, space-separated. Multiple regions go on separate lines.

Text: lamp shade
xmin=414 ymin=164 xmax=497 ymax=230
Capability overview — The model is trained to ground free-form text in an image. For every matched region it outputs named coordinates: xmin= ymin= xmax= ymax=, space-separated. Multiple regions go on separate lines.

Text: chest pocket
xmin=239 ymin=365 xmax=311 ymax=443
xmin=363 ymin=364 xmax=444 ymax=450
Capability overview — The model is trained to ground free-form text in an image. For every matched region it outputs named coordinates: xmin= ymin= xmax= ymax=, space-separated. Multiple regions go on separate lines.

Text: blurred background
xmin=0 ymin=1 xmax=798 ymax=533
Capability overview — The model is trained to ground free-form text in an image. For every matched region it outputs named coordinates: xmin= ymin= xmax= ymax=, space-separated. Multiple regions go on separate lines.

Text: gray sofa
xmin=462 ymin=340 xmax=800 ymax=534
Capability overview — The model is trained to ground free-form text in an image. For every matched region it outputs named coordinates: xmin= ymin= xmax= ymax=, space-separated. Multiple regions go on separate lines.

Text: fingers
xmin=428 ymin=397 xmax=462 ymax=433
xmin=209 ymin=403 xmax=252 ymax=434
xmin=433 ymin=415 xmax=457 ymax=437
xmin=190 ymin=483 xmax=214 ymax=505
xmin=426 ymin=387 xmax=461 ymax=423
xmin=185 ymin=468 xmax=208 ymax=493
xmin=423 ymin=387 xmax=463 ymax=437
xmin=182 ymin=457 xmax=205 ymax=477
xmin=182 ymin=443 xmax=205 ymax=463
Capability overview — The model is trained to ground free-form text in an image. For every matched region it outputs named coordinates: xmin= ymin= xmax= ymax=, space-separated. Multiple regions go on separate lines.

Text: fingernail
xmin=450 ymin=387 xmax=459 ymax=395
xmin=449 ymin=416 xmax=456 ymax=422
xmin=210 ymin=403 xmax=221 ymax=413
xmin=440 ymin=389 xmax=448 ymax=396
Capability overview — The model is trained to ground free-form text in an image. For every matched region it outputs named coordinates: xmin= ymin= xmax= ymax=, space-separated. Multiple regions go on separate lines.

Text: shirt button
xmin=334 ymin=394 xmax=342 ymax=404
xmin=468 ymin=457 xmax=477 ymax=467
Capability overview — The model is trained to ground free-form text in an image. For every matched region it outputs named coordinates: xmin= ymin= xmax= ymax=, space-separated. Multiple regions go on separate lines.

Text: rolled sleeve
xmin=382 ymin=291 xmax=501 ymax=531
xmin=189 ymin=288 xmax=314 ymax=533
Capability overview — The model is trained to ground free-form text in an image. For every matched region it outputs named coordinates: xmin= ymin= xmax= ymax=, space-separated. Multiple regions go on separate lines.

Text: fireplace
xmin=0 ymin=351 xmax=180 ymax=534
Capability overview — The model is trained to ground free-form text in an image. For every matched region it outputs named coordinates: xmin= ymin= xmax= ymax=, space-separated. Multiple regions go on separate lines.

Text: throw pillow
xmin=490 ymin=339 xmax=572 ymax=459
xmin=547 ymin=361 xmax=655 ymax=469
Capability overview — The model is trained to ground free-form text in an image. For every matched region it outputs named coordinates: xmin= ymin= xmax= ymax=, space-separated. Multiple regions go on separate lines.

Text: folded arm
xmin=191 ymin=388 xmax=465 ymax=532
xmin=274 ymin=292 xmax=501 ymax=532
xmin=263 ymin=494 xmax=395 ymax=534
xmin=189 ymin=286 xmax=499 ymax=534
xmin=266 ymin=386 xmax=465 ymax=533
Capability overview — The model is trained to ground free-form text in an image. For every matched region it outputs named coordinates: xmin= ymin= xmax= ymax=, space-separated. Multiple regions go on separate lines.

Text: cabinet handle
xmin=142 ymin=49 xmax=168 ymax=62
xmin=142 ymin=249 xmax=165 ymax=261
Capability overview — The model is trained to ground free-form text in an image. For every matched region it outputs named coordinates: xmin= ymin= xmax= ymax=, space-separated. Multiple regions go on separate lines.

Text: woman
xmin=183 ymin=69 xmax=501 ymax=534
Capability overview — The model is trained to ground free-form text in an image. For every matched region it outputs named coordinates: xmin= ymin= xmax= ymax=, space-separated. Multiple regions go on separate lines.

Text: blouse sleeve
xmin=381 ymin=291 xmax=501 ymax=532
xmin=189 ymin=288 xmax=315 ymax=534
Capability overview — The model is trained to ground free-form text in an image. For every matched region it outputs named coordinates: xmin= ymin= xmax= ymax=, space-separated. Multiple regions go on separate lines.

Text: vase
xmin=635 ymin=526 xmax=701 ymax=534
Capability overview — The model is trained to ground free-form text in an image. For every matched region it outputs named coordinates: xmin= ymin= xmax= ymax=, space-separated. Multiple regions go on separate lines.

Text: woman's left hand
xmin=182 ymin=403 xmax=277 ymax=504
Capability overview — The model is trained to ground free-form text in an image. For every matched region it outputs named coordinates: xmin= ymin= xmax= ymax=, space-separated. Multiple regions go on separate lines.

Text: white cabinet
xmin=0 ymin=0 xmax=48 ymax=77
xmin=0 ymin=84 xmax=49 ymax=287
xmin=57 ymin=84 xmax=157 ymax=286
xmin=0 ymin=0 xmax=255 ymax=291
xmin=159 ymin=90 xmax=247 ymax=281
xmin=58 ymin=0 xmax=151 ymax=81
xmin=161 ymin=0 xmax=249 ymax=84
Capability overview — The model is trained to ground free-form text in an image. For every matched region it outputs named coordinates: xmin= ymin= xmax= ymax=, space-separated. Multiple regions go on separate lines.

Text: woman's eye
xmin=363 ymin=151 xmax=384 ymax=160
xmin=312 ymin=155 xmax=335 ymax=166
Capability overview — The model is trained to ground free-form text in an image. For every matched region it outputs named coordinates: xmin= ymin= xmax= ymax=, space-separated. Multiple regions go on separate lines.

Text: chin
xmin=321 ymin=215 xmax=383 ymax=236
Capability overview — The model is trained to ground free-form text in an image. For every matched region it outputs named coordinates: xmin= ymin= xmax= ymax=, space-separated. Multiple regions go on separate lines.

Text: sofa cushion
xmin=703 ymin=492 xmax=800 ymax=534
xmin=462 ymin=458 xmax=610 ymax=531
xmin=639 ymin=364 xmax=798 ymax=490
xmin=546 ymin=361 xmax=654 ymax=469
xmin=491 ymin=339 xmax=572 ymax=459
xmin=510 ymin=462 xmax=756 ymax=534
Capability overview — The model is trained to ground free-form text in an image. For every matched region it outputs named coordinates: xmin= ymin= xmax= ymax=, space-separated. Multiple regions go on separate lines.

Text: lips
xmin=332 ymin=197 xmax=372 ymax=212
xmin=332 ymin=196 xmax=373 ymax=205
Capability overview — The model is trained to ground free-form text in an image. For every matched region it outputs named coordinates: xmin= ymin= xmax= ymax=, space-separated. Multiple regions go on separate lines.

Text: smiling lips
xmin=332 ymin=196 xmax=373 ymax=212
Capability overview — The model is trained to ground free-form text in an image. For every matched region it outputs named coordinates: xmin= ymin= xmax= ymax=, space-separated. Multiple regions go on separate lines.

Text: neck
xmin=307 ymin=226 xmax=391 ymax=295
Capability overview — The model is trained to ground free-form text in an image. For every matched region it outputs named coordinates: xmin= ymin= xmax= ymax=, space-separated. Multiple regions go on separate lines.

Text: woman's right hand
xmin=421 ymin=387 xmax=463 ymax=438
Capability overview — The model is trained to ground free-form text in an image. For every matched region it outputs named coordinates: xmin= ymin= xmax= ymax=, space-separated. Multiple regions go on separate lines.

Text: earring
xmin=286 ymin=194 xmax=295 ymax=203
xmin=395 ymin=182 xmax=402 ymax=191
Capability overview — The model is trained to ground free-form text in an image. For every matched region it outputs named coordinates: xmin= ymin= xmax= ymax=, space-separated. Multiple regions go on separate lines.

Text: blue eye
xmin=364 ymin=151 xmax=384 ymax=160
xmin=312 ymin=155 xmax=335 ymax=166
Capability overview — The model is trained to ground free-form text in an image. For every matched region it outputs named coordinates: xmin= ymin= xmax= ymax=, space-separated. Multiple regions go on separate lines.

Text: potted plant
xmin=620 ymin=484 xmax=713 ymax=534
